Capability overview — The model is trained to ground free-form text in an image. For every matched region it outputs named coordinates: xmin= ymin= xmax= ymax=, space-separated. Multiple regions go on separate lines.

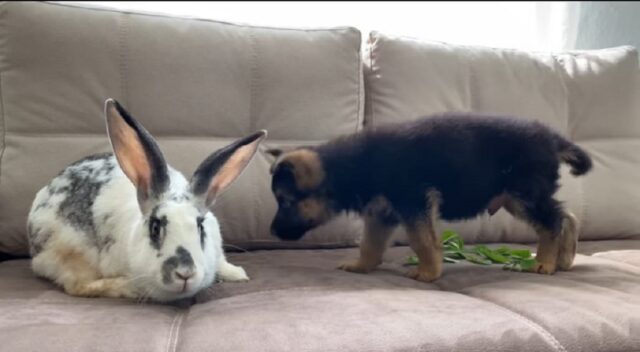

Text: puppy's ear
xmin=266 ymin=146 xmax=296 ymax=174
xmin=279 ymin=149 xmax=325 ymax=191
xmin=265 ymin=148 xmax=284 ymax=159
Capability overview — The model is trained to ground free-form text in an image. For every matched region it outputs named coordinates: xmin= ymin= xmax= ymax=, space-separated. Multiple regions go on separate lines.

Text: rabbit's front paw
xmin=217 ymin=261 xmax=250 ymax=282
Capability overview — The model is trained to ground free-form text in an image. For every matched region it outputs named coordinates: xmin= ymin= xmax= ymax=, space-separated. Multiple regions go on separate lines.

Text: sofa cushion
xmin=0 ymin=2 xmax=364 ymax=255
xmin=1 ymin=240 xmax=640 ymax=352
xmin=365 ymin=31 xmax=640 ymax=243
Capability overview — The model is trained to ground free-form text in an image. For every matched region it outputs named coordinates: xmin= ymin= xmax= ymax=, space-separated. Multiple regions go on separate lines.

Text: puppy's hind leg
xmin=556 ymin=211 xmax=578 ymax=271
xmin=504 ymin=196 xmax=567 ymax=275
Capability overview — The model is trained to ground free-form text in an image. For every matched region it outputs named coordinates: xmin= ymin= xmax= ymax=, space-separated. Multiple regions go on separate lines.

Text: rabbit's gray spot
xmin=98 ymin=235 xmax=115 ymax=253
xmin=162 ymin=257 xmax=179 ymax=284
xmin=49 ymin=185 xmax=64 ymax=195
xmin=27 ymin=224 xmax=52 ymax=256
xmin=161 ymin=247 xmax=195 ymax=285
xmin=150 ymin=205 xmax=162 ymax=219
xmin=176 ymin=246 xmax=194 ymax=267
xmin=35 ymin=200 xmax=52 ymax=211
xmin=169 ymin=193 xmax=191 ymax=202
xmin=56 ymin=154 xmax=117 ymax=247
xmin=68 ymin=152 xmax=113 ymax=167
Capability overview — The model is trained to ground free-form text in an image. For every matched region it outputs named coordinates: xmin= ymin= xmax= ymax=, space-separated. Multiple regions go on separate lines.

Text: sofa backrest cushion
xmin=0 ymin=2 xmax=364 ymax=255
xmin=365 ymin=31 xmax=640 ymax=243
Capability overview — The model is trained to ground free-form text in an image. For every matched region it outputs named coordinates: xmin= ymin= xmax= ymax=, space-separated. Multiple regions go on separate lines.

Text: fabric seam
xmin=44 ymin=1 xmax=359 ymax=33
xmin=355 ymin=30 xmax=362 ymax=133
xmin=248 ymin=27 xmax=258 ymax=133
xmin=0 ymin=43 xmax=5 ymax=187
xmin=552 ymin=53 xmax=589 ymax=241
xmin=166 ymin=310 xmax=186 ymax=352
xmin=460 ymin=293 xmax=567 ymax=352
xmin=6 ymin=131 xmax=640 ymax=143
xmin=119 ymin=13 xmax=129 ymax=107
xmin=366 ymin=32 xmax=376 ymax=129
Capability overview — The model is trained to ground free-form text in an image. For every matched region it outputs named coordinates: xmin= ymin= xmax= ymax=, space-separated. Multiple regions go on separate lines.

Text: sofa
xmin=1 ymin=2 xmax=639 ymax=351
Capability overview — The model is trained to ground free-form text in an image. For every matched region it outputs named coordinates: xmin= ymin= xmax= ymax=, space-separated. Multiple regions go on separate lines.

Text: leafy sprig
xmin=405 ymin=230 xmax=536 ymax=271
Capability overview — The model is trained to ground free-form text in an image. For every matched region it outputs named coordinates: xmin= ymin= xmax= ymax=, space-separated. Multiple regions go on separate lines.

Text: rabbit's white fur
xmin=27 ymin=99 xmax=264 ymax=302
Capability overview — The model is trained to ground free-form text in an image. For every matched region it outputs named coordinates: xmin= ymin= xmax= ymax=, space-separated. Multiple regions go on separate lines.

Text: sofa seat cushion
xmin=1 ymin=241 xmax=640 ymax=352
xmin=577 ymin=235 xmax=640 ymax=268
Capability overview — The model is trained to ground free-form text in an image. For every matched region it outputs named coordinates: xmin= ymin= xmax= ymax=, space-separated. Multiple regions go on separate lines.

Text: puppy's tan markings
xmin=405 ymin=190 xmax=443 ymax=283
xmin=338 ymin=197 xmax=394 ymax=274
xmin=55 ymin=247 xmax=135 ymax=298
xmin=556 ymin=211 xmax=578 ymax=271
xmin=283 ymin=149 xmax=325 ymax=190
xmin=298 ymin=197 xmax=330 ymax=223
xmin=502 ymin=196 xmax=578 ymax=274
xmin=529 ymin=230 xmax=560 ymax=275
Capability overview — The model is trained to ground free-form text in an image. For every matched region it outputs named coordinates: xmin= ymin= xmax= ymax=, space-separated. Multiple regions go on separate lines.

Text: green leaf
xmin=453 ymin=236 xmax=465 ymax=250
xmin=519 ymin=258 xmax=537 ymax=271
xmin=444 ymin=250 xmax=465 ymax=260
xmin=443 ymin=256 xmax=459 ymax=264
xmin=441 ymin=230 xmax=465 ymax=249
xmin=406 ymin=255 xmax=420 ymax=266
xmin=462 ymin=252 xmax=492 ymax=265
xmin=476 ymin=246 xmax=509 ymax=264
xmin=509 ymin=249 xmax=532 ymax=259
xmin=441 ymin=230 xmax=458 ymax=244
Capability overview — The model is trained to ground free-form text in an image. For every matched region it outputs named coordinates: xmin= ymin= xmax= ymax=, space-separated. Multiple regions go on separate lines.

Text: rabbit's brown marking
xmin=53 ymin=245 xmax=134 ymax=298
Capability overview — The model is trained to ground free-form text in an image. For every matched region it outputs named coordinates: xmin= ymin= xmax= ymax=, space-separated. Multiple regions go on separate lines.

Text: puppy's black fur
xmin=269 ymin=113 xmax=592 ymax=242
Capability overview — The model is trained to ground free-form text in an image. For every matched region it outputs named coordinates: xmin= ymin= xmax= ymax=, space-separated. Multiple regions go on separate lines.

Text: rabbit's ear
xmin=104 ymin=99 xmax=169 ymax=208
xmin=191 ymin=130 xmax=267 ymax=208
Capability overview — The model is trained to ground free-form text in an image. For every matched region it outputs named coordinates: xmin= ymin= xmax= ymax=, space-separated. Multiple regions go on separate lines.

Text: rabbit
xmin=26 ymin=98 xmax=266 ymax=302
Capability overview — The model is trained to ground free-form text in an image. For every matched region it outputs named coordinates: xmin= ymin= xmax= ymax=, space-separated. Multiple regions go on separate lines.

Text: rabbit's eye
xmin=150 ymin=219 xmax=161 ymax=241
xmin=149 ymin=216 xmax=167 ymax=249
xmin=197 ymin=217 xmax=205 ymax=248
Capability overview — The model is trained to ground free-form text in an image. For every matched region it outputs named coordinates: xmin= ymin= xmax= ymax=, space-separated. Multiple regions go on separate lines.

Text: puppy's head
xmin=266 ymin=147 xmax=333 ymax=241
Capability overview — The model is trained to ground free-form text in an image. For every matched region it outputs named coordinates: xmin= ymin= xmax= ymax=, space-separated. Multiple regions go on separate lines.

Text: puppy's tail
xmin=555 ymin=135 xmax=593 ymax=176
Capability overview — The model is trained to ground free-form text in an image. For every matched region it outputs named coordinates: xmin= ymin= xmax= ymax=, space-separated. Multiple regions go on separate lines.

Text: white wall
xmin=67 ymin=2 xmax=543 ymax=50
xmin=573 ymin=2 xmax=640 ymax=50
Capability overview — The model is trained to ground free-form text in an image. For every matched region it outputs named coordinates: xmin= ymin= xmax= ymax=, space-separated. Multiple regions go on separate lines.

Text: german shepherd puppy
xmin=266 ymin=113 xmax=592 ymax=282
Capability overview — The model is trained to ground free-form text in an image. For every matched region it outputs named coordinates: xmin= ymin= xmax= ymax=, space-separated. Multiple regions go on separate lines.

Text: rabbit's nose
xmin=175 ymin=269 xmax=194 ymax=281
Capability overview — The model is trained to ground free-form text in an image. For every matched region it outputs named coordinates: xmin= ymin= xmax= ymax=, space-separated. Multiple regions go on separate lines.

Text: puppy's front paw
xmin=337 ymin=260 xmax=375 ymax=274
xmin=217 ymin=263 xmax=250 ymax=282
xmin=526 ymin=261 xmax=557 ymax=275
xmin=406 ymin=268 xmax=440 ymax=283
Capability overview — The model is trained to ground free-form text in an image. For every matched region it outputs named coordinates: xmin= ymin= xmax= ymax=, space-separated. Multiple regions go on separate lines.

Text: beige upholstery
xmin=365 ymin=31 xmax=640 ymax=243
xmin=1 ymin=3 xmax=640 ymax=351
xmin=0 ymin=2 xmax=364 ymax=255
xmin=2 ymin=239 xmax=640 ymax=351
